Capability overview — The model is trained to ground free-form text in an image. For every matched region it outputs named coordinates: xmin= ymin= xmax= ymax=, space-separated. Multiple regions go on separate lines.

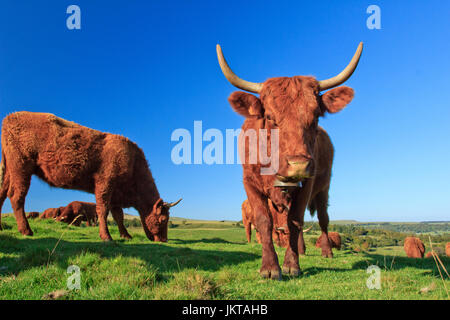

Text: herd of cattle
xmin=0 ymin=43 xmax=448 ymax=280
xmin=26 ymin=201 xmax=98 ymax=226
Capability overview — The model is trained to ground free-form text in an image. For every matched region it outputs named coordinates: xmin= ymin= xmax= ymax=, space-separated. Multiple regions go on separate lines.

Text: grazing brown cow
xmin=404 ymin=237 xmax=425 ymax=258
xmin=56 ymin=201 xmax=98 ymax=227
xmin=217 ymin=42 xmax=362 ymax=279
xmin=39 ymin=207 xmax=65 ymax=219
xmin=446 ymin=242 xmax=450 ymax=257
xmin=26 ymin=212 xmax=40 ymax=219
xmin=242 ymin=199 xmax=289 ymax=248
xmin=0 ymin=112 xmax=181 ymax=241
xmin=315 ymin=232 xmax=341 ymax=250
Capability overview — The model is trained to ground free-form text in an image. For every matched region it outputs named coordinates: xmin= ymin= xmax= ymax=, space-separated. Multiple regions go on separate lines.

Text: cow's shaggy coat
xmin=0 ymin=112 xmax=179 ymax=241
xmin=404 ymin=237 xmax=425 ymax=258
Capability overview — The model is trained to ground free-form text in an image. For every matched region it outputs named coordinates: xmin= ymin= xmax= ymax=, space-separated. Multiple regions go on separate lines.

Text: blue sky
xmin=0 ymin=0 xmax=449 ymax=222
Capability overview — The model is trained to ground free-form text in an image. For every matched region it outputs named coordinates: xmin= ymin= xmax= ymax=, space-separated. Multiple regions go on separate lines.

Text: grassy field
xmin=0 ymin=214 xmax=448 ymax=300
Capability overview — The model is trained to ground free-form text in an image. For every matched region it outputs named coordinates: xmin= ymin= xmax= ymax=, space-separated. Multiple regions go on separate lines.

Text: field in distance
xmin=0 ymin=214 xmax=448 ymax=300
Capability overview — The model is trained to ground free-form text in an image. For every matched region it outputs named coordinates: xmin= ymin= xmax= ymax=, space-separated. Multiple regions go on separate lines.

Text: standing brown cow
xmin=217 ymin=42 xmax=362 ymax=279
xmin=56 ymin=201 xmax=98 ymax=227
xmin=404 ymin=237 xmax=425 ymax=258
xmin=0 ymin=112 xmax=181 ymax=241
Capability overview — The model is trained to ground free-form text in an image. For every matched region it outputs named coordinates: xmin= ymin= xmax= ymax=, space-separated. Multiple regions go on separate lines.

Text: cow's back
xmin=404 ymin=237 xmax=425 ymax=258
xmin=2 ymin=112 xmax=108 ymax=190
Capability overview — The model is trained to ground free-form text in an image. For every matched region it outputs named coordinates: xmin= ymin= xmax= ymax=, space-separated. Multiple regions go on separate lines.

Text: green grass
xmin=0 ymin=214 xmax=448 ymax=300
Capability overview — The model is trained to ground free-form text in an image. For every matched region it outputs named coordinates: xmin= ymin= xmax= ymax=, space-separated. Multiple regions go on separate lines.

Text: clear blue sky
xmin=0 ymin=1 xmax=449 ymax=222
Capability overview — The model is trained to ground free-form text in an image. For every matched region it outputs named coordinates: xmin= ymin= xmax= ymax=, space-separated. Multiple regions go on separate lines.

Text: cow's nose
xmin=286 ymin=156 xmax=314 ymax=179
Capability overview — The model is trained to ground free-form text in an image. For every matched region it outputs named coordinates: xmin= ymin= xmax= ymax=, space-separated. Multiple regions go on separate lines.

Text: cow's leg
xmin=8 ymin=172 xmax=33 ymax=236
xmin=315 ymin=190 xmax=333 ymax=258
xmin=298 ymin=228 xmax=306 ymax=255
xmin=282 ymin=180 xmax=313 ymax=276
xmin=0 ymin=171 xmax=9 ymax=231
xmin=272 ymin=230 xmax=281 ymax=247
xmin=111 ymin=206 xmax=132 ymax=239
xmin=255 ymin=230 xmax=262 ymax=244
xmin=94 ymin=185 xmax=113 ymax=241
xmin=246 ymin=186 xmax=281 ymax=280
xmin=244 ymin=222 xmax=252 ymax=243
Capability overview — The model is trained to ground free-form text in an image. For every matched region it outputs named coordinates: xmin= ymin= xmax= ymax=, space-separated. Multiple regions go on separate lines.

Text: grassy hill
xmin=0 ymin=214 xmax=448 ymax=300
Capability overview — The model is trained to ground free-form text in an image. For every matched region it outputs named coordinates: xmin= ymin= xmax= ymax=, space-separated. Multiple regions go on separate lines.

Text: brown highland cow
xmin=56 ymin=201 xmax=98 ymax=226
xmin=217 ymin=42 xmax=363 ymax=279
xmin=403 ymin=237 xmax=425 ymax=258
xmin=446 ymin=242 xmax=450 ymax=257
xmin=0 ymin=112 xmax=181 ymax=241
xmin=315 ymin=232 xmax=341 ymax=250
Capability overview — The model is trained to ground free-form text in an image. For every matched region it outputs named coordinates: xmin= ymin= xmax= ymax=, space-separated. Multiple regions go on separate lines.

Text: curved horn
xmin=318 ymin=42 xmax=364 ymax=91
xmin=216 ymin=44 xmax=263 ymax=93
xmin=303 ymin=225 xmax=313 ymax=233
xmin=164 ymin=198 xmax=182 ymax=208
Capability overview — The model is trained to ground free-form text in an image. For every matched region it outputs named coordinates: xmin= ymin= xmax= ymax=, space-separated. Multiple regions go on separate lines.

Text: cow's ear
xmin=228 ymin=91 xmax=263 ymax=118
xmin=320 ymin=86 xmax=354 ymax=114
xmin=152 ymin=198 xmax=164 ymax=215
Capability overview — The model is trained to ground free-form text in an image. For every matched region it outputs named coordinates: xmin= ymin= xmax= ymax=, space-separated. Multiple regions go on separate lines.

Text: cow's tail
xmin=308 ymin=201 xmax=317 ymax=217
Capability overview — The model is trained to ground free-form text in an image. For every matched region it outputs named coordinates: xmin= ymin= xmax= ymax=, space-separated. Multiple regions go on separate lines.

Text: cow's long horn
xmin=164 ymin=198 xmax=182 ymax=208
xmin=216 ymin=44 xmax=263 ymax=93
xmin=303 ymin=225 xmax=313 ymax=233
xmin=318 ymin=42 xmax=363 ymax=91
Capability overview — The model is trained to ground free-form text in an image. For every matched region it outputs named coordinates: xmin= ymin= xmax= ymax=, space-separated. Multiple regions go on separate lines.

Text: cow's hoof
xmin=260 ymin=268 xmax=282 ymax=280
xmin=100 ymin=236 xmax=113 ymax=242
xmin=20 ymin=229 xmax=33 ymax=236
xmin=121 ymin=234 xmax=132 ymax=240
xmin=282 ymin=266 xmax=302 ymax=277
xmin=322 ymin=252 xmax=333 ymax=258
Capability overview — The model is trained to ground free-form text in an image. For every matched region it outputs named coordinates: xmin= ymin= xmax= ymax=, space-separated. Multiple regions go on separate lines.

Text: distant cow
xmin=242 ymin=199 xmax=289 ymax=248
xmin=26 ymin=212 xmax=40 ymax=219
xmin=0 ymin=112 xmax=181 ymax=241
xmin=404 ymin=237 xmax=425 ymax=258
xmin=39 ymin=207 xmax=65 ymax=220
xmin=56 ymin=201 xmax=98 ymax=226
xmin=446 ymin=242 xmax=450 ymax=257
xmin=315 ymin=232 xmax=341 ymax=250
xmin=217 ymin=42 xmax=363 ymax=279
